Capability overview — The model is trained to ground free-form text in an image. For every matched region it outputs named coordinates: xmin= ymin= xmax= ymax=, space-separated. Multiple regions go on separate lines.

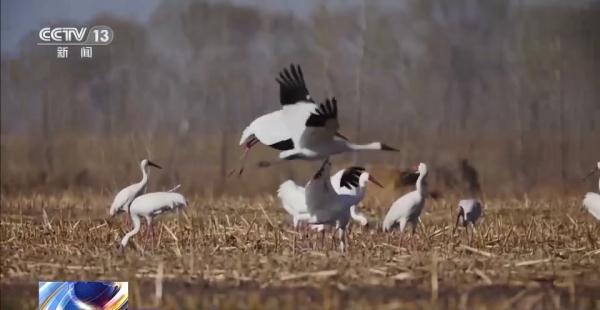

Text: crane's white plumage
xmin=383 ymin=163 xmax=428 ymax=233
xmin=329 ymin=166 xmax=383 ymax=226
xmin=277 ymin=166 xmax=382 ymax=230
xmin=234 ymin=64 xmax=314 ymax=175
xmin=235 ymin=64 xmax=398 ymax=174
xmin=583 ymin=193 xmax=600 ymax=220
xmin=582 ymin=161 xmax=600 ymax=221
xmin=278 ymin=96 xmax=399 ymax=161
xmin=119 ymin=191 xmax=188 ymax=249
xmin=240 ymin=110 xmax=291 ymax=148
xmin=109 ymin=159 xmax=161 ymax=217
xmin=277 ymin=180 xmax=311 ymax=228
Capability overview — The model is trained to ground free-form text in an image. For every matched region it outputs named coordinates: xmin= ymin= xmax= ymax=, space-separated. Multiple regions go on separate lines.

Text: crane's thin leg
xmin=408 ymin=222 xmax=418 ymax=249
xmin=292 ymin=224 xmax=298 ymax=255
xmin=142 ymin=216 xmax=153 ymax=250
xmin=338 ymin=228 xmax=347 ymax=253
xmin=468 ymin=222 xmax=477 ymax=245
xmin=330 ymin=227 xmax=336 ymax=251
xmin=398 ymin=232 xmax=404 ymax=249
xmin=150 ymin=222 xmax=156 ymax=250
xmin=142 ymin=224 xmax=149 ymax=245
xmin=229 ymin=138 xmax=258 ymax=176
xmin=123 ymin=215 xmax=130 ymax=229
xmin=452 ymin=213 xmax=462 ymax=237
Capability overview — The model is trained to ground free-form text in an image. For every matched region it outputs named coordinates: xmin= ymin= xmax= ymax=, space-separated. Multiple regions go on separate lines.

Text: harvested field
xmin=1 ymin=192 xmax=599 ymax=309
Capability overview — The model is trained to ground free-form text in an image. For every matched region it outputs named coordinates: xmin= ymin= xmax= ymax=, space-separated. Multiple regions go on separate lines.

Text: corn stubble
xmin=1 ymin=193 xmax=599 ymax=309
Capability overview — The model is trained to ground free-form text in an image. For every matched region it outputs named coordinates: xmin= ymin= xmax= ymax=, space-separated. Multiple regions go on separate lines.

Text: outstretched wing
xmin=299 ymin=97 xmax=339 ymax=149
xmin=276 ymin=64 xmax=318 ymax=148
xmin=276 ymin=64 xmax=312 ymax=106
xmin=241 ymin=110 xmax=294 ymax=150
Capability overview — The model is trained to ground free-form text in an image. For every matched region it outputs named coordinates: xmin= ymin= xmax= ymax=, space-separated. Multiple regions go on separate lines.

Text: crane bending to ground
xmin=119 ymin=191 xmax=188 ymax=251
xmin=452 ymin=199 xmax=483 ymax=240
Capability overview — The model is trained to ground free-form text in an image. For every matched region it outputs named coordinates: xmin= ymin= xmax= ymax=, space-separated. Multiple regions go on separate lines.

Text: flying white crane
xmin=109 ymin=159 xmax=162 ymax=220
xmin=278 ymin=166 xmax=382 ymax=230
xmin=235 ymin=64 xmax=398 ymax=174
xmin=452 ymin=199 xmax=483 ymax=236
xmin=382 ymin=163 xmax=429 ymax=244
xmin=582 ymin=161 xmax=600 ymax=221
xmin=119 ymin=191 xmax=188 ymax=250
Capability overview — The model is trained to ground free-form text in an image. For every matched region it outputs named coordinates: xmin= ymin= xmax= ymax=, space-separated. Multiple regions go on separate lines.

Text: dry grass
xmin=1 ymin=192 xmax=599 ymax=309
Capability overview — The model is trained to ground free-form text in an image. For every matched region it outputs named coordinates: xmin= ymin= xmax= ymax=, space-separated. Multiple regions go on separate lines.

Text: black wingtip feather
xmin=278 ymin=64 xmax=311 ymax=105
xmin=340 ymin=166 xmax=366 ymax=189
xmin=305 ymin=97 xmax=339 ymax=127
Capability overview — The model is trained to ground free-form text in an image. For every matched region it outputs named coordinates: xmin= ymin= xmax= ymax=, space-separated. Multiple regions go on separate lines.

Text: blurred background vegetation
xmin=1 ymin=0 xmax=599 ymax=196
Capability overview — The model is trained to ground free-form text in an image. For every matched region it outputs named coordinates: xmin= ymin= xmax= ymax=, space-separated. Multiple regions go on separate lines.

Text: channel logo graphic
xmin=39 ymin=281 xmax=128 ymax=310
xmin=37 ymin=26 xmax=114 ymax=46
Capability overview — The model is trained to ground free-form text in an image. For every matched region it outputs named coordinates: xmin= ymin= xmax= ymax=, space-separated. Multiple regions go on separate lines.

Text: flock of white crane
xmin=108 ymin=64 xmax=600 ymax=252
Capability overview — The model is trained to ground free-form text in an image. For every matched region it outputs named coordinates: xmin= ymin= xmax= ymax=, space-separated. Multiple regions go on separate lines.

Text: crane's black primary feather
xmin=269 ymin=139 xmax=294 ymax=151
xmin=340 ymin=166 xmax=365 ymax=189
xmin=398 ymin=170 xmax=420 ymax=186
xmin=306 ymin=97 xmax=337 ymax=127
xmin=276 ymin=64 xmax=312 ymax=105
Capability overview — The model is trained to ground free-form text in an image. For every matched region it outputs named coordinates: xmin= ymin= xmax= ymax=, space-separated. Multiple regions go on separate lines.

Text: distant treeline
xmin=1 ymin=0 xmax=599 ymax=195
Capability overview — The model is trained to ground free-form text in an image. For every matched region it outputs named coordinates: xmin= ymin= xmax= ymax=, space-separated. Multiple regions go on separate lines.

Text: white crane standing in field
xmin=452 ymin=199 xmax=483 ymax=236
xmin=277 ymin=166 xmax=383 ymax=230
xmin=582 ymin=161 xmax=600 ymax=221
xmin=235 ymin=64 xmax=398 ymax=174
xmin=302 ymin=159 xmax=385 ymax=252
xmin=329 ymin=166 xmax=383 ymax=226
xmin=119 ymin=191 xmax=188 ymax=250
xmin=109 ymin=159 xmax=162 ymax=220
xmin=382 ymin=163 xmax=429 ymax=244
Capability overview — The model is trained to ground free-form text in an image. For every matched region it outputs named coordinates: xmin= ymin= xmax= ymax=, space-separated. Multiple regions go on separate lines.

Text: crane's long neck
xmin=416 ymin=172 xmax=427 ymax=196
xmin=346 ymin=141 xmax=381 ymax=151
xmin=139 ymin=163 xmax=149 ymax=188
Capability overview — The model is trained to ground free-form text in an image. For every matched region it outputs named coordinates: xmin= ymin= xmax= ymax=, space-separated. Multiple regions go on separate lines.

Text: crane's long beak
xmin=381 ymin=144 xmax=399 ymax=151
xmin=335 ymin=132 xmax=349 ymax=141
xmin=368 ymin=175 xmax=384 ymax=188
xmin=148 ymin=160 xmax=162 ymax=169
